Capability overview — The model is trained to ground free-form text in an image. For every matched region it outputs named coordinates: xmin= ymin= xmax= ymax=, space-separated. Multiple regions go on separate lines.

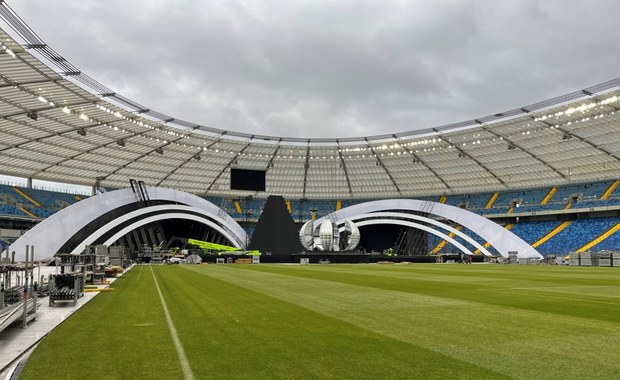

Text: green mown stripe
xmin=237 ymin=264 xmax=620 ymax=323
xmin=21 ymin=265 xmax=620 ymax=379
xmin=21 ymin=266 xmax=185 ymax=379
xmin=186 ymin=265 xmax=620 ymax=379
xmin=155 ymin=265 xmax=508 ymax=379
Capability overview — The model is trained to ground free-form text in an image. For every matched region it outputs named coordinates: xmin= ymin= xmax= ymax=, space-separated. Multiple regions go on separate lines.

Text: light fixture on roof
xmin=155 ymin=147 xmax=164 ymax=154
xmin=5 ymin=48 xmax=16 ymax=58
xmin=116 ymin=139 xmax=125 ymax=147
xmin=562 ymin=132 xmax=572 ymax=141
xmin=507 ymin=143 xmax=516 ymax=150
xmin=62 ymin=106 xmax=70 ymax=114
xmin=77 ymin=128 xmax=86 ymax=136
xmin=193 ymin=153 xmax=201 ymax=161
xmin=26 ymin=111 xmax=37 ymax=121
xmin=37 ymin=96 xmax=47 ymax=103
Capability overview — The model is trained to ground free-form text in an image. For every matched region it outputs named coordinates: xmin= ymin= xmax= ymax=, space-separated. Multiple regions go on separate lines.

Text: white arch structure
xmin=9 ymin=187 xmax=246 ymax=261
xmin=342 ymin=212 xmax=492 ymax=256
xmin=355 ymin=219 xmax=475 ymax=256
xmin=69 ymin=205 xmax=243 ymax=255
xmin=316 ymin=199 xmax=541 ymax=258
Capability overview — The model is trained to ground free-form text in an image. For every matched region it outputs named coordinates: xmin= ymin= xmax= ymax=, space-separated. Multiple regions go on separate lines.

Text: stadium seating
xmin=428 ymin=216 xmax=620 ymax=257
xmin=0 ymin=204 xmax=27 ymax=217
xmin=590 ymin=220 xmax=620 ymax=251
xmin=17 ymin=187 xmax=80 ymax=208
xmin=0 ymin=184 xmax=87 ymax=219
xmin=537 ymin=217 xmax=620 ymax=255
xmin=4 ymin=179 xmax=620 ymax=255
xmin=573 ymin=197 xmax=620 ymax=209
xmin=477 ymin=206 xmax=510 ymax=215
xmin=24 ymin=207 xmax=56 ymax=218
xmin=0 ymin=184 xmax=29 ymax=205
xmin=442 ymin=193 xmax=488 ymax=210
xmin=493 ymin=190 xmax=533 ymax=209
xmin=510 ymin=220 xmax=562 ymax=245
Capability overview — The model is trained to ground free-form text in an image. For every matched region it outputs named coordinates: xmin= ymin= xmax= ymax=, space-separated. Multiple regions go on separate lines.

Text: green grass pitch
xmin=20 ymin=264 xmax=620 ymax=379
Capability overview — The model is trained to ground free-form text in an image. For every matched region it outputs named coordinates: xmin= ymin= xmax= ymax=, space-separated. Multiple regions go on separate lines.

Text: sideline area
xmin=0 ymin=266 xmax=130 ymax=379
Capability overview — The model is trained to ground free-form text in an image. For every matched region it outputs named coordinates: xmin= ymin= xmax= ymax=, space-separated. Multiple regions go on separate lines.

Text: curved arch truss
xmin=344 ymin=212 xmax=493 ymax=256
xmin=355 ymin=219 xmax=476 ymax=256
xmin=316 ymin=199 xmax=541 ymax=259
xmin=9 ymin=187 xmax=246 ymax=261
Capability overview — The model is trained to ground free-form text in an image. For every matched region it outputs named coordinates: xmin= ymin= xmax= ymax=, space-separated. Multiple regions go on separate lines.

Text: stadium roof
xmin=1 ymin=3 xmax=620 ymax=199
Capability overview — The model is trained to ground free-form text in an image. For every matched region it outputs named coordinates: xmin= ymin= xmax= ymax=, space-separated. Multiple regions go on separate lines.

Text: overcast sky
xmin=8 ymin=0 xmax=620 ymax=138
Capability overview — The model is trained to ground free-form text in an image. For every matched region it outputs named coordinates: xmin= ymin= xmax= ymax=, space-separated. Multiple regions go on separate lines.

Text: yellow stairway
xmin=540 ymin=187 xmax=556 ymax=205
xmin=336 ymin=200 xmax=342 ymax=211
xmin=577 ymin=222 xmax=620 ymax=252
xmin=18 ymin=206 xmax=36 ymax=218
xmin=532 ymin=221 xmax=572 ymax=248
xmin=285 ymin=199 xmax=292 ymax=213
xmin=431 ymin=226 xmax=462 ymax=254
xmin=485 ymin=192 xmax=499 ymax=209
xmin=438 ymin=195 xmax=447 ymax=204
xmin=233 ymin=200 xmax=242 ymax=213
xmin=13 ymin=187 xmax=41 ymax=207
xmin=74 ymin=195 xmax=82 ymax=201
xmin=600 ymin=180 xmax=620 ymax=200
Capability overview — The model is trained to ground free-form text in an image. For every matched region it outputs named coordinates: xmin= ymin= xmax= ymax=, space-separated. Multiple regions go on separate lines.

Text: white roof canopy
xmin=1 ymin=3 xmax=620 ymax=199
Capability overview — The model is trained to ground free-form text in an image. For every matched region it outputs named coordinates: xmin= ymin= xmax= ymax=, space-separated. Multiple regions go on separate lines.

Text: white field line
xmin=136 ymin=266 xmax=142 ymax=281
xmin=149 ymin=266 xmax=195 ymax=380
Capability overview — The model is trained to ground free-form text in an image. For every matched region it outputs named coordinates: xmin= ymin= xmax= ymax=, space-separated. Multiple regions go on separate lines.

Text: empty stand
xmin=0 ymin=184 xmax=87 ymax=220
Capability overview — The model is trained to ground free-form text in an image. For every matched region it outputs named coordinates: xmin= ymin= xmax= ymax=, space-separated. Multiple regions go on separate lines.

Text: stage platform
xmin=199 ymin=252 xmax=485 ymax=264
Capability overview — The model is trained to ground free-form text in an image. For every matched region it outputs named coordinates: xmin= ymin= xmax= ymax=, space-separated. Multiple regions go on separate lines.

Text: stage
xmin=199 ymin=251 xmax=485 ymax=264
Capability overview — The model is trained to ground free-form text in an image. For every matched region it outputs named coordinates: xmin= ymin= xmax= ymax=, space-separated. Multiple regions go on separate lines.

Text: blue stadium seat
xmin=537 ymin=217 xmax=620 ymax=255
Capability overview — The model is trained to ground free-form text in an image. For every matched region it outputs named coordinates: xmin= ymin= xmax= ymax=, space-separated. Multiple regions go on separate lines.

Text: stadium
xmin=1 ymin=2 xmax=620 ymax=379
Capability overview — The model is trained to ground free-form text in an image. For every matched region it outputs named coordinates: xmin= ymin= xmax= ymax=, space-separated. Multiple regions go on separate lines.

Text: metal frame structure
xmin=1 ymin=2 xmax=620 ymax=200
xmin=8 ymin=187 xmax=247 ymax=261
xmin=314 ymin=199 xmax=542 ymax=258
xmin=342 ymin=212 xmax=493 ymax=257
